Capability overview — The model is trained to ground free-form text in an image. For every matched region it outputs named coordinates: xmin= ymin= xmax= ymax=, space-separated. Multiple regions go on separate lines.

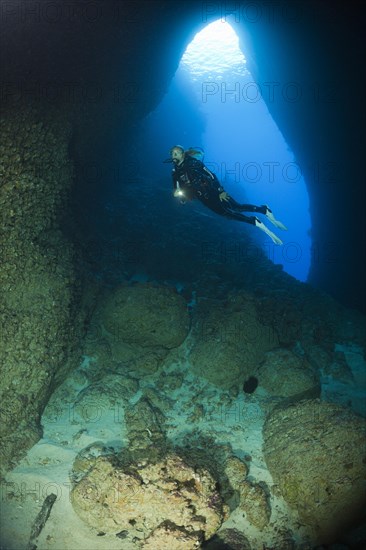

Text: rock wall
xmin=0 ymin=100 xmax=86 ymax=475
xmin=263 ymin=399 xmax=366 ymax=544
xmin=232 ymin=1 xmax=365 ymax=310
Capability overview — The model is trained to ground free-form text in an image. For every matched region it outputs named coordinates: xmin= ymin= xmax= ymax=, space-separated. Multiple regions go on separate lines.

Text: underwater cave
xmin=142 ymin=17 xmax=313 ymax=282
xmin=0 ymin=1 xmax=365 ymax=549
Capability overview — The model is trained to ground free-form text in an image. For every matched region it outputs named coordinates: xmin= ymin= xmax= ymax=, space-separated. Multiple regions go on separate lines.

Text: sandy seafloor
xmin=1 ymin=333 xmax=365 ymax=550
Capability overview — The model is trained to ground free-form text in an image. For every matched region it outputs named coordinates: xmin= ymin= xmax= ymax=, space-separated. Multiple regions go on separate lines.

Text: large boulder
xmin=263 ymin=399 xmax=366 ymax=544
xmin=71 ymin=452 xmax=224 ymax=546
xmin=255 ymin=348 xmax=321 ymax=409
xmin=100 ymin=284 xmax=190 ymax=349
xmin=190 ymin=296 xmax=278 ymax=389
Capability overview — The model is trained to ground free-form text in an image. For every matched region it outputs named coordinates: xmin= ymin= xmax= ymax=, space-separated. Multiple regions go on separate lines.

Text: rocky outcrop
xmin=71 ymin=452 xmax=224 ymax=546
xmin=238 ymin=481 xmax=271 ymax=530
xmin=189 ymin=294 xmax=278 ymax=389
xmin=254 ymin=348 xmax=321 ymax=410
xmin=0 ymin=102 xmax=86 ymax=475
xmin=87 ymin=283 xmax=190 ymax=376
xmin=263 ymin=399 xmax=366 ymax=544
xmin=100 ymin=283 xmax=190 ymax=348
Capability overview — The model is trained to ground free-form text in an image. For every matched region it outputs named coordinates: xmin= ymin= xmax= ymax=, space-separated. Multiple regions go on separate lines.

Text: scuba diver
xmin=164 ymin=145 xmax=287 ymax=245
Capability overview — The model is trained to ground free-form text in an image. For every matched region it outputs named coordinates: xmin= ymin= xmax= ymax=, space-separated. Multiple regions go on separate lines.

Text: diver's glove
xmin=255 ymin=219 xmax=283 ymax=245
xmin=219 ymin=191 xmax=230 ymax=202
xmin=262 ymin=205 xmax=287 ymax=231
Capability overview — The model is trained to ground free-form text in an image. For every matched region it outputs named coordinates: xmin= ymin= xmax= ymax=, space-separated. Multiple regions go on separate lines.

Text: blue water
xmin=139 ymin=19 xmax=312 ymax=282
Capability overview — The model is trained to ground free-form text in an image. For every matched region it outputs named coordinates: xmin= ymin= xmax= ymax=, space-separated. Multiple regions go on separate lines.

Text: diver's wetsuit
xmin=172 ymin=155 xmax=267 ymax=225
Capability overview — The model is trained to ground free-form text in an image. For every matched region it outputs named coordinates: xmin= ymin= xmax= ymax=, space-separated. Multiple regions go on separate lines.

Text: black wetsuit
xmin=172 ymin=155 xmax=267 ymax=225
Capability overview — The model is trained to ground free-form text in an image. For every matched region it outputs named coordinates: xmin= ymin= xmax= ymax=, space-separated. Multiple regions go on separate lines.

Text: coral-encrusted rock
xmin=100 ymin=284 xmax=190 ymax=348
xmin=71 ymin=453 xmax=224 ymax=544
xmin=108 ymin=340 xmax=169 ymax=374
xmin=124 ymin=397 xmax=167 ymax=457
xmin=224 ymin=456 xmax=249 ymax=490
xmin=142 ymin=521 xmax=202 ymax=549
xmin=263 ymin=399 xmax=366 ymax=544
xmin=238 ymin=481 xmax=271 ymax=529
xmin=190 ymin=298 xmax=278 ymax=389
xmin=0 ymin=102 xmax=85 ymax=475
xmin=255 ymin=348 xmax=321 ymax=407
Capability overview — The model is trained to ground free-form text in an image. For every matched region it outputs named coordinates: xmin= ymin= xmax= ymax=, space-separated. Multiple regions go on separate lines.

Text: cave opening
xmin=1 ymin=3 xmax=366 ymax=546
xmin=138 ymin=18 xmax=312 ymax=282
